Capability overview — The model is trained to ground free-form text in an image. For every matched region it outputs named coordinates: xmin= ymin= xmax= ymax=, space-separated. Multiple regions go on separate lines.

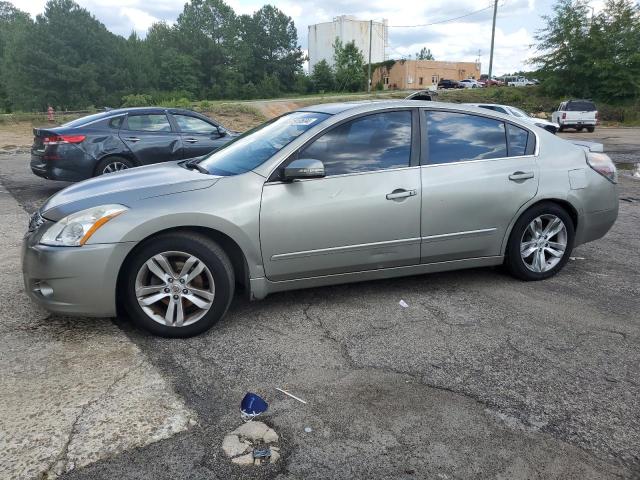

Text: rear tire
xmin=505 ymin=202 xmax=575 ymax=281
xmin=95 ymin=156 xmax=134 ymax=176
xmin=558 ymin=125 xmax=564 ymax=132
xmin=122 ymin=232 xmax=235 ymax=338
xmin=587 ymin=126 xmax=595 ymax=133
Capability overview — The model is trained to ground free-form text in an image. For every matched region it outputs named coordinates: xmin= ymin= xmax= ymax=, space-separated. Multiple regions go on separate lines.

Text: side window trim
xmin=267 ymin=108 xmax=420 ymax=182
xmin=419 ymin=108 xmax=537 ymax=166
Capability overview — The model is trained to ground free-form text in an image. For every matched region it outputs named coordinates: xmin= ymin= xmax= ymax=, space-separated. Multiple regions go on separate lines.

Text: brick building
xmin=372 ymin=59 xmax=481 ymax=90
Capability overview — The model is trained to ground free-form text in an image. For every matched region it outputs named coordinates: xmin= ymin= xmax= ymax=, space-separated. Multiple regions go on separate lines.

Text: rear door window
xmin=424 ymin=111 xmax=507 ymax=164
xmin=125 ymin=114 xmax=172 ymax=132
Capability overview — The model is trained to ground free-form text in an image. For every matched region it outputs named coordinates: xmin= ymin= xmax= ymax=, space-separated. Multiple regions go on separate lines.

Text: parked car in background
xmin=23 ymin=101 xmax=618 ymax=337
xmin=405 ymin=90 xmax=438 ymax=101
xmin=551 ymin=100 xmax=598 ymax=132
xmin=467 ymin=103 xmax=559 ymax=134
xmin=505 ymin=76 xmax=536 ymax=87
xmin=437 ymin=79 xmax=462 ymax=89
xmin=30 ymin=107 xmax=237 ymax=181
xmin=479 ymin=75 xmax=504 ymax=86
xmin=459 ymin=79 xmax=483 ymax=89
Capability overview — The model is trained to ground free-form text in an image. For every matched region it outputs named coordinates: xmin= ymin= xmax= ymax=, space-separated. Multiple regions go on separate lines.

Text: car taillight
xmin=595 ymin=111 xmax=599 ymax=124
xmin=43 ymin=134 xmax=86 ymax=146
xmin=586 ymin=152 xmax=617 ymax=183
xmin=562 ymin=112 xmax=566 ymax=120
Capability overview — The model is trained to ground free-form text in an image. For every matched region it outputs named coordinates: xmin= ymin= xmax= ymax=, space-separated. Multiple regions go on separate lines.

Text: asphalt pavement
xmin=0 ymin=132 xmax=638 ymax=479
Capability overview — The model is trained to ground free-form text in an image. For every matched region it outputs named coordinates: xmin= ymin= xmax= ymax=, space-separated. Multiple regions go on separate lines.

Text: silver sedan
xmin=22 ymin=101 xmax=619 ymax=337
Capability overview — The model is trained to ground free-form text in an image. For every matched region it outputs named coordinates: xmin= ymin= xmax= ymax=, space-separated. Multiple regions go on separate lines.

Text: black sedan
xmin=30 ymin=107 xmax=237 ymax=181
xmin=437 ymin=79 xmax=463 ymax=89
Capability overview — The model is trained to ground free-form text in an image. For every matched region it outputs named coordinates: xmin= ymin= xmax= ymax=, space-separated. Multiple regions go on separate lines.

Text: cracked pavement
xmin=0 ymin=134 xmax=639 ymax=479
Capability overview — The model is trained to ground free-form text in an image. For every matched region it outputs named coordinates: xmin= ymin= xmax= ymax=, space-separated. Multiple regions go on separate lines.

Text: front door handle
xmin=124 ymin=136 xmax=140 ymax=142
xmin=386 ymin=189 xmax=417 ymax=200
xmin=509 ymin=171 xmax=534 ymax=181
xmin=184 ymin=137 xmax=198 ymax=143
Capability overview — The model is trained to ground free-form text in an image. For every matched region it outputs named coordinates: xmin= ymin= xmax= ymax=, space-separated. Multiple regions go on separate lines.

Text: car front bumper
xmin=22 ymin=236 xmax=136 ymax=317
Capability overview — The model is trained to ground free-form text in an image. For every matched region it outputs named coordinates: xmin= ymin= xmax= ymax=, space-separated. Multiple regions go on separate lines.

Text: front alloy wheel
xmin=135 ymin=251 xmax=216 ymax=327
xmin=123 ymin=233 xmax=235 ymax=337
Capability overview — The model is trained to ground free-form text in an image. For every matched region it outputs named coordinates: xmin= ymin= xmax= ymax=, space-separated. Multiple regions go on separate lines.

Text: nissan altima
xmin=22 ymin=101 xmax=619 ymax=337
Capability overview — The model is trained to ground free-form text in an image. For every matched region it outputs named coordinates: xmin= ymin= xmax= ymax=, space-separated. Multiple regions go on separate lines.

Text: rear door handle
xmin=386 ymin=189 xmax=417 ymax=200
xmin=509 ymin=171 xmax=534 ymax=181
xmin=124 ymin=137 xmax=140 ymax=143
xmin=184 ymin=137 xmax=198 ymax=143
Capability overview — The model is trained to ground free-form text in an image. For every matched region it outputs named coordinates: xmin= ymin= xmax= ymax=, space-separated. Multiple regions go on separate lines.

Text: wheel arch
xmin=501 ymin=198 xmax=579 ymax=256
xmin=115 ymin=226 xmax=251 ymax=317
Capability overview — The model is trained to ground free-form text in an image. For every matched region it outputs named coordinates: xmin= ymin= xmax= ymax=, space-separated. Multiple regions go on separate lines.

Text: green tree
xmin=174 ymin=0 xmax=237 ymax=98
xmin=333 ymin=39 xmax=366 ymax=92
xmin=237 ymin=6 xmax=304 ymax=91
xmin=589 ymin=0 xmax=640 ymax=101
xmin=531 ymin=0 xmax=595 ymax=98
xmin=0 ymin=2 xmax=31 ymax=111
xmin=532 ymin=0 xmax=640 ymax=101
xmin=416 ymin=47 xmax=435 ymax=60
xmin=311 ymin=59 xmax=335 ymax=92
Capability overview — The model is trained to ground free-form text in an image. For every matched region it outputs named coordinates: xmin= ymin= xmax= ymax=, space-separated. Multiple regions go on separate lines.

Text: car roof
xmin=100 ymin=107 xmax=205 ymax=116
xmin=297 ymin=100 xmax=528 ymax=118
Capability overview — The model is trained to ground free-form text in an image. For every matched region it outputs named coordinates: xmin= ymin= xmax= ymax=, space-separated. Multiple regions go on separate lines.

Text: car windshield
xmin=197 ymin=111 xmax=330 ymax=176
xmin=61 ymin=111 xmax=113 ymax=128
xmin=508 ymin=107 xmax=530 ymax=118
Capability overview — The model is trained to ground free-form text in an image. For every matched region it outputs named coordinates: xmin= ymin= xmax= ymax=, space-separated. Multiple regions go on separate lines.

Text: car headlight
xmin=40 ymin=204 xmax=128 ymax=246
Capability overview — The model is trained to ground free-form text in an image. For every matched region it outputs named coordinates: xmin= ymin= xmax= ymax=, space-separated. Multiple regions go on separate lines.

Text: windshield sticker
xmin=285 ymin=117 xmax=318 ymax=126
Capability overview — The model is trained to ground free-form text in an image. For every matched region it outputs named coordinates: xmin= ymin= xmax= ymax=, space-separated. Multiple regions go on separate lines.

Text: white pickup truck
xmin=551 ymin=99 xmax=598 ymax=132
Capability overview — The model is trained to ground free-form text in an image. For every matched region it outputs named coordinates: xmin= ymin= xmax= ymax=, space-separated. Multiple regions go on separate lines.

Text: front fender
xmin=85 ymin=173 xmax=265 ymax=278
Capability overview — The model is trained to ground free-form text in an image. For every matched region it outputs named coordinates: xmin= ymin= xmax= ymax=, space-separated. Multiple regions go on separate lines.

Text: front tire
xmin=122 ymin=232 xmax=235 ymax=337
xmin=505 ymin=203 xmax=575 ymax=281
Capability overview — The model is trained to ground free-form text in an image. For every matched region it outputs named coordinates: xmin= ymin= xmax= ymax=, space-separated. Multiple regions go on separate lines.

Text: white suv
xmin=551 ymin=100 xmax=598 ymax=132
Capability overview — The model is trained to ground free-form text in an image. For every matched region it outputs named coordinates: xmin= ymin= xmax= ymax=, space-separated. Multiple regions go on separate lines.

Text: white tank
xmin=308 ymin=15 xmax=387 ymax=71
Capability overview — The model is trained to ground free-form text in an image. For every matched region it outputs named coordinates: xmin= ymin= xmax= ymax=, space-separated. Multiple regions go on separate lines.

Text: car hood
xmin=41 ymin=161 xmax=219 ymax=221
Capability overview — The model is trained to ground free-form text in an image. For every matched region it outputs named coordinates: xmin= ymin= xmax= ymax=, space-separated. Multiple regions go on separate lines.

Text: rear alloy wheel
xmin=123 ymin=233 xmax=234 ymax=337
xmin=505 ymin=203 xmax=575 ymax=281
xmin=96 ymin=156 xmax=134 ymax=176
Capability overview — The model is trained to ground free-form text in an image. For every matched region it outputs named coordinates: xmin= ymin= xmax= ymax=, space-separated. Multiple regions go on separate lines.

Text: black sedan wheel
xmin=96 ymin=156 xmax=134 ymax=176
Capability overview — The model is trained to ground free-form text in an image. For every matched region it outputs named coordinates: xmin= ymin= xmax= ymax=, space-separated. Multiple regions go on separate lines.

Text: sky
xmin=9 ymin=0 xmax=599 ymax=75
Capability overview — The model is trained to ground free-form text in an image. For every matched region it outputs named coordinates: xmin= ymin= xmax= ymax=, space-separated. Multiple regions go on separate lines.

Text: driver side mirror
xmin=283 ymin=158 xmax=325 ymax=181
xmin=216 ymin=127 xmax=227 ymax=137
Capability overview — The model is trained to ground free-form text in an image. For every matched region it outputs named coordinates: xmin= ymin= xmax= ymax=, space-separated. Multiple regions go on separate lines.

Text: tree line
xmin=0 ymin=0 xmax=311 ymax=111
xmin=532 ymin=0 xmax=640 ymax=102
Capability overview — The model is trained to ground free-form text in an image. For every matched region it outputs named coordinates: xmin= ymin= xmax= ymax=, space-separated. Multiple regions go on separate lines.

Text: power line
xmin=387 ymin=5 xmax=495 ymax=28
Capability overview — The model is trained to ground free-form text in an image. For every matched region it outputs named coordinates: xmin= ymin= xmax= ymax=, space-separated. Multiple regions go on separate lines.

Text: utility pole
xmin=487 ymin=0 xmax=498 ymax=85
xmin=367 ymin=19 xmax=373 ymax=93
